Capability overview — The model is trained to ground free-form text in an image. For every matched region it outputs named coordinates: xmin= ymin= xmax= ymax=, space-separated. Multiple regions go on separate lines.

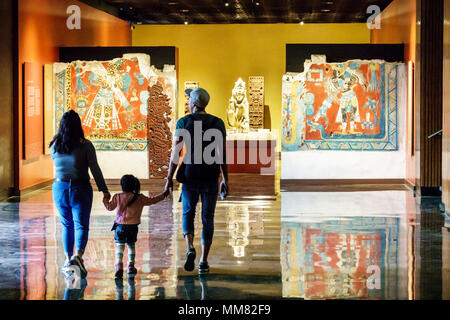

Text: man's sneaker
xmin=198 ymin=261 xmax=210 ymax=274
xmin=184 ymin=248 xmax=196 ymax=272
xmin=70 ymin=255 xmax=88 ymax=279
xmin=115 ymin=263 xmax=124 ymax=279
xmin=127 ymin=263 xmax=137 ymax=275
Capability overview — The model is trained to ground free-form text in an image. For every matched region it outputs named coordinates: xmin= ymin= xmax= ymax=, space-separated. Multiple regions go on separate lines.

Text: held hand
xmin=164 ymin=178 xmax=174 ymax=194
xmin=163 ymin=189 xmax=171 ymax=198
xmin=220 ymin=180 xmax=229 ymax=199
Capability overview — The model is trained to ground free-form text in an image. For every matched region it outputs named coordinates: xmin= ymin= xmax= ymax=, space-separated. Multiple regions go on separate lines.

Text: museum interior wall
xmin=371 ymin=0 xmax=417 ymax=185
xmin=17 ymin=0 xmax=132 ymax=191
xmin=132 ymin=23 xmax=371 ymax=142
xmin=14 ymin=8 xmax=422 ymax=188
xmin=0 ymin=0 xmax=15 ymax=200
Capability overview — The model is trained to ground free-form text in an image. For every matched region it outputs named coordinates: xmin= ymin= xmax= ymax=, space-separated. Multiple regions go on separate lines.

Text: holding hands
xmin=103 ymin=191 xmax=112 ymax=203
xmin=163 ymin=188 xmax=171 ymax=198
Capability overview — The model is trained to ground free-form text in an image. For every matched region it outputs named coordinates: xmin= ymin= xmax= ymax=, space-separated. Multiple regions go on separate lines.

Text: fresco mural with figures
xmin=53 ymin=54 xmax=176 ymax=153
xmin=282 ymin=56 xmax=402 ymax=151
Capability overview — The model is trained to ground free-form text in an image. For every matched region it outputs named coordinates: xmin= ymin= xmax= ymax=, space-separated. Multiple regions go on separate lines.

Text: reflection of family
xmin=50 ymin=88 xmax=229 ymax=281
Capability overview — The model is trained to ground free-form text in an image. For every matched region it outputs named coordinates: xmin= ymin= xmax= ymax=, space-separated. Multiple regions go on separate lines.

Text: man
xmin=165 ymin=88 xmax=229 ymax=274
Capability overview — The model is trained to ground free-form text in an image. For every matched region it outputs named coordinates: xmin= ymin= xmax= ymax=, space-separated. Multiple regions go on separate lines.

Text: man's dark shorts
xmin=114 ymin=224 xmax=139 ymax=244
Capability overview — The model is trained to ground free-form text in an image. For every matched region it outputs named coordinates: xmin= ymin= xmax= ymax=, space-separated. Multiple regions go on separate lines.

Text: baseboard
xmin=15 ymin=179 xmax=53 ymax=197
xmin=281 ymin=179 xmax=406 ymax=186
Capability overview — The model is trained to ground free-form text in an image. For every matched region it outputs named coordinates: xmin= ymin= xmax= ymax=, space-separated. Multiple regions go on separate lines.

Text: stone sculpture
xmin=227 ymin=78 xmax=250 ymax=133
xmin=248 ymin=76 xmax=265 ymax=129
xmin=148 ymin=82 xmax=173 ymax=178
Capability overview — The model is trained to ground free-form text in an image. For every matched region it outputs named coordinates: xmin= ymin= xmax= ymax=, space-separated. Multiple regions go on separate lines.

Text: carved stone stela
xmin=248 ymin=76 xmax=265 ymax=129
xmin=148 ymin=83 xmax=172 ymax=178
xmin=184 ymin=81 xmax=199 ymax=115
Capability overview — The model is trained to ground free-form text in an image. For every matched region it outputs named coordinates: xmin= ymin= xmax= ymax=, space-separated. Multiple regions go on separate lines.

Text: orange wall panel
xmin=371 ymin=0 xmax=417 ymax=185
xmin=18 ymin=0 xmax=131 ymax=190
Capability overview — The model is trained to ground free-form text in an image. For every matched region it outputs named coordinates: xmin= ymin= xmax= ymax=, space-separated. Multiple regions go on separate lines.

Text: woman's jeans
xmin=52 ymin=180 xmax=93 ymax=257
xmin=181 ymin=182 xmax=218 ymax=246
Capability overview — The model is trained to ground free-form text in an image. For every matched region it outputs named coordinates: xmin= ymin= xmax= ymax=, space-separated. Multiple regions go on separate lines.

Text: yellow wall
xmin=133 ymin=23 xmax=370 ymax=134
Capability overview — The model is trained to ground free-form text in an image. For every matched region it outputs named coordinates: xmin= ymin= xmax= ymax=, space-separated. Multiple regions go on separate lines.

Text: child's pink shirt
xmin=104 ymin=192 xmax=165 ymax=225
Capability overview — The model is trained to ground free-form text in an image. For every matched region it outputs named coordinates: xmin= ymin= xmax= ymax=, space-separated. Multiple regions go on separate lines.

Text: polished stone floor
xmin=0 ymin=183 xmax=449 ymax=300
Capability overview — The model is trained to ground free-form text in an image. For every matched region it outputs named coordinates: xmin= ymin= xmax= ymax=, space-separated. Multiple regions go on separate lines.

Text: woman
xmin=50 ymin=110 xmax=110 ymax=278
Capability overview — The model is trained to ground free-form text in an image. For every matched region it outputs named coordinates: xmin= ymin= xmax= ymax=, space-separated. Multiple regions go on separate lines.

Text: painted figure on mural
xmin=227 ymin=78 xmax=250 ymax=132
xmin=54 ymin=54 xmax=177 ymax=152
xmin=332 ymin=63 xmax=366 ymax=134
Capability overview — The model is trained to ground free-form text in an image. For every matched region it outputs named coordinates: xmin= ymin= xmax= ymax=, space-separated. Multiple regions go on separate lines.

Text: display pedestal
xmin=226 ymin=131 xmax=277 ymax=175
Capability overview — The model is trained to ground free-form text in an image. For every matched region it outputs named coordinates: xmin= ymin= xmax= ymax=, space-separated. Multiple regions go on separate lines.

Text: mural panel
xmin=54 ymin=56 xmax=150 ymax=151
xmin=282 ymin=56 xmax=402 ymax=151
xmin=54 ymin=55 xmax=176 ymax=154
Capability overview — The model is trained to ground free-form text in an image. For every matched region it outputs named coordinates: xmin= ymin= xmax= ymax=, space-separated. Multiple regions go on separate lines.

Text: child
xmin=104 ymin=174 xmax=170 ymax=278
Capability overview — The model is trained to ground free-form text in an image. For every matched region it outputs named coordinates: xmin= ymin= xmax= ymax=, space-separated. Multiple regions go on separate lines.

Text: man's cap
xmin=185 ymin=88 xmax=210 ymax=108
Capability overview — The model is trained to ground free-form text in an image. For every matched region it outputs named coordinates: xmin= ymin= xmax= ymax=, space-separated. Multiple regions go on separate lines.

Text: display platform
xmin=226 ymin=130 xmax=277 ymax=175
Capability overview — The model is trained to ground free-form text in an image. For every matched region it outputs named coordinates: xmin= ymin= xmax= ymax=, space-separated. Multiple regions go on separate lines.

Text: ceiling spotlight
xmin=256 ymin=1 xmax=260 ymax=5
xmin=225 ymin=1 xmax=230 ymax=6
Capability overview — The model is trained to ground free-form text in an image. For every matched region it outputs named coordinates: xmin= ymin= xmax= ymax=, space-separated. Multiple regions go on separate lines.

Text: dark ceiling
xmin=79 ymin=0 xmax=394 ymax=25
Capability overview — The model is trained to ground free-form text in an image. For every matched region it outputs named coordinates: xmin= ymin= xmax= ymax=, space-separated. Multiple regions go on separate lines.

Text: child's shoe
xmin=115 ymin=263 xmax=124 ymax=279
xmin=128 ymin=263 xmax=137 ymax=275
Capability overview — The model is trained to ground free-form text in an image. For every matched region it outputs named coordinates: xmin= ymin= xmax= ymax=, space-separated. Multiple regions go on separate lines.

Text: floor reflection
xmin=1 ymin=187 xmax=450 ymax=300
xmin=281 ymin=216 xmax=401 ymax=299
xmin=281 ymin=191 xmax=419 ymax=300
